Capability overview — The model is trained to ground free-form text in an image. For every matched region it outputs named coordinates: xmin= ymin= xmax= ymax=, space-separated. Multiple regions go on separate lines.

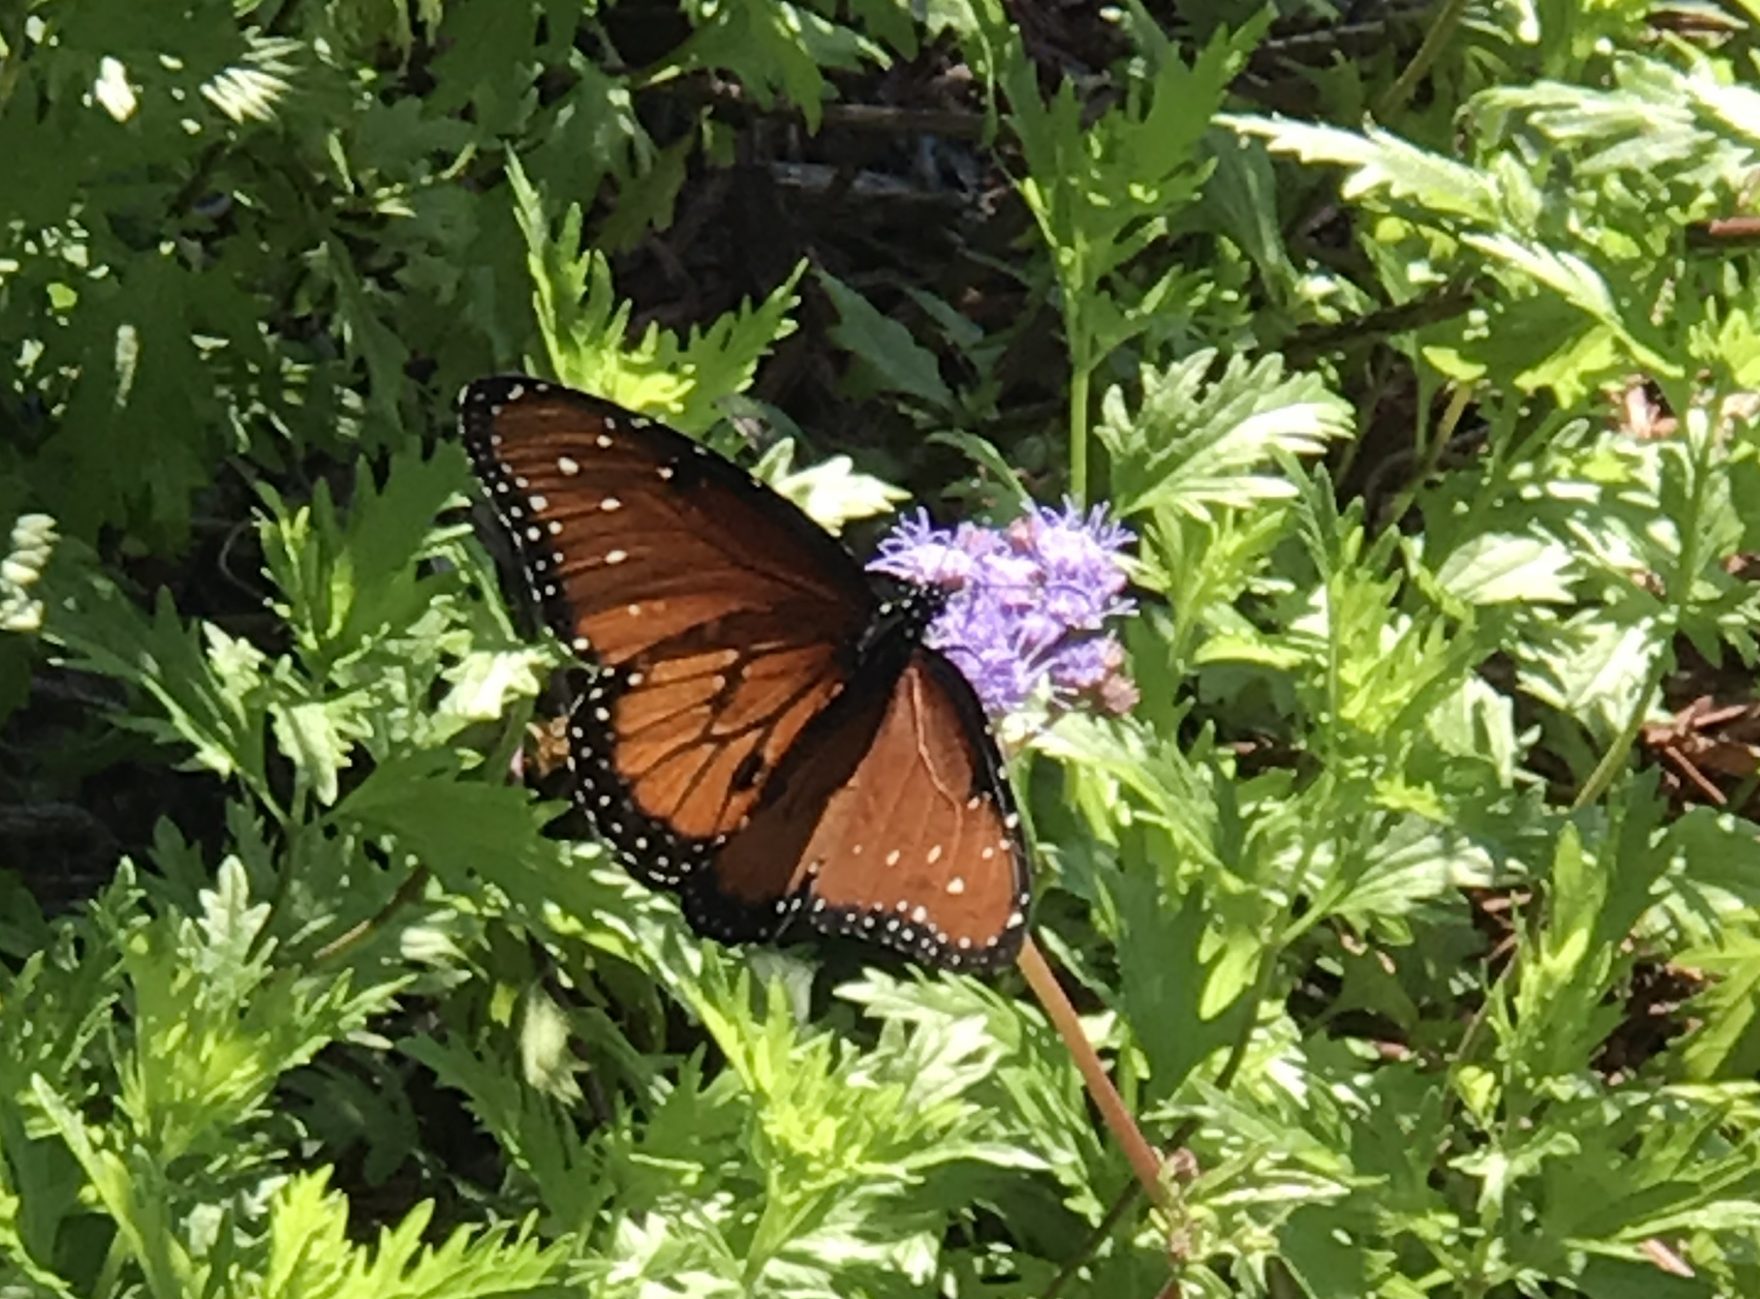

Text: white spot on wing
xmin=558 ymin=456 xmax=580 ymax=475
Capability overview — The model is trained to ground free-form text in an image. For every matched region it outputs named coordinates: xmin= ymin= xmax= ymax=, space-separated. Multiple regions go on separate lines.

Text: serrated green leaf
xmin=511 ymin=156 xmax=804 ymax=431
xmin=1462 ymin=232 xmax=1677 ymax=375
xmin=268 ymin=693 xmax=372 ymax=807
xmin=1098 ymin=350 xmax=1352 ymax=517
xmin=437 ymin=648 xmax=551 ymax=725
xmin=45 ymin=578 xmax=269 ymax=791
xmin=669 ymin=0 xmax=884 ymax=132
xmin=1515 ymin=612 xmax=1662 ymax=738
xmin=751 ymin=438 xmax=907 ymax=535
xmin=1434 ymin=532 xmax=1577 ymax=604
xmin=259 ymin=1168 xmax=562 ymax=1299
xmin=1224 ymin=116 xmax=1501 ymax=223
xmin=817 ymin=269 xmax=952 ymax=408
xmin=112 ymin=859 xmax=404 ymax=1163
xmin=30 ymin=1077 xmax=192 ymax=1297
xmin=1008 ymin=16 xmax=1263 ymax=372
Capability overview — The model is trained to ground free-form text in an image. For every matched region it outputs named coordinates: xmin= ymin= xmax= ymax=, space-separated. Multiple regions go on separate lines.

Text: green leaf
xmin=258 ymin=446 xmax=469 ymax=671
xmin=200 ymin=33 xmax=299 ymax=123
xmin=1515 ymin=611 xmax=1662 ymax=740
xmin=1005 ymin=13 xmax=1265 ymax=368
xmin=1108 ymin=870 xmax=1258 ymax=1100
xmin=1675 ymin=932 xmax=1760 ymax=1081
xmin=30 ymin=1078 xmax=192 ymax=1298
xmin=597 ymin=132 xmax=694 ymax=253
xmin=401 ymin=1031 xmax=611 ymax=1237
xmin=436 ymin=647 xmax=552 ymax=728
xmin=1097 ymin=350 xmax=1352 ymax=517
xmin=258 ymin=1169 xmax=562 ymax=1299
xmin=324 ymin=237 xmax=411 ymax=422
xmin=1223 ymin=116 xmax=1501 ymax=224
xmin=114 ymin=859 xmax=404 ymax=1163
xmin=510 ymin=156 xmax=804 ymax=431
xmin=1277 ymin=1204 xmax=1405 ymax=1299
xmin=1327 ymin=816 xmax=1499 ymax=923
xmin=1462 ymin=232 xmax=1676 ymax=375
xmin=1433 ymin=532 xmax=1577 ymax=605
xmin=668 ymin=0 xmax=884 ymax=132
xmin=1507 ymin=785 xmax=1673 ymax=1081
xmin=45 ymin=575 xmax=269 ymax=792
xmin=267 ymin=692 xmax=373 ymax=807
xmin=817 ymin=270 xmax=953 ymax=409
xmin=750 ymin=438 xmax=908 ymax=535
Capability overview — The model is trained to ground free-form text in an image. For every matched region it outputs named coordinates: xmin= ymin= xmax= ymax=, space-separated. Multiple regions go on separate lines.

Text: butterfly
xmin=460 ymin=375 xmax=1031 ymax=971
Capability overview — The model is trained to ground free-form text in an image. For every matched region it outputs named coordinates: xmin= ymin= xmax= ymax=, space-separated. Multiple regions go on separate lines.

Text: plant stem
xmin=1571 ymin=673 xmax=1660 ymax=813
xmin=0 ymin=14 xmax=28 ymax=118
xmin=309 ymin=865 xmax=431 ymax=966
xmin=1040 ymin=931 xmax=1281 ymax=1298
xmin=1016 ymin=934 xmax=1165 ymax=1206
xmin=1380 ymin=382 xmax=1473 ymax=533
xmin=1069 ymin=363 xmax=1091 ymax=507
xmin=1039 ymin=1182 xmax=1146 ymax=1299
xmin=1376 ymin=0 xmax=1472 ymax=119
xmin=1282 ymin=282 xmax=1479 ymax=368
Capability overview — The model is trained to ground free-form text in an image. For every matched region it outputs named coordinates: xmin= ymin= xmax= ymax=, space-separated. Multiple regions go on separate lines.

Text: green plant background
xmin=6 ymin=1 xmax=1760 ymax=1295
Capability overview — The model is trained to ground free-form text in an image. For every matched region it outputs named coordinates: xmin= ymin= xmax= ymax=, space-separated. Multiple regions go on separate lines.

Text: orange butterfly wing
xmin=463 ymin=376 xmax=1030 ymax=967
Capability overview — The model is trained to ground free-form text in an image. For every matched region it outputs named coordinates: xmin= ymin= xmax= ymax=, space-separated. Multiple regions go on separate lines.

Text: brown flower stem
xmin=1017 ymin=934 xmax=1166 ymax=1207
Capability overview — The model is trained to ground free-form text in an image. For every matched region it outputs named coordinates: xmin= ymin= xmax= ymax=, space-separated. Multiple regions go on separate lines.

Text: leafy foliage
xmin=511 ymin=158 xmax=806 ymax=432
xmin=8 ymin=3 xmax=1760 ymax=1298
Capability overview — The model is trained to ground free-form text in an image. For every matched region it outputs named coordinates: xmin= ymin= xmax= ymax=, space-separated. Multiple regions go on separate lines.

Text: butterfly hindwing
xmin=796 ymin=650 xmax=1030 ymax=969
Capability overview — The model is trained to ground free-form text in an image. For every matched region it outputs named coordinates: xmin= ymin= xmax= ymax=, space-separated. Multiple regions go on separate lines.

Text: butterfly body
xmin=461 ymin=376 xmax=1029 ymax=970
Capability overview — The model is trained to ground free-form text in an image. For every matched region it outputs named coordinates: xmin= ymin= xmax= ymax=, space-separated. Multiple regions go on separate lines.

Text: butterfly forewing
xmin=461 ymin=378 xmax=868 ymax=659
xmin=462 ymin=376 xmax=871 ymax=875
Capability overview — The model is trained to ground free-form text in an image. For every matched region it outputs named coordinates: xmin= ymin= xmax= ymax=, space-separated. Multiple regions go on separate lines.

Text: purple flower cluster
xmin=869 ymin=500 xmax=1138 ymax=719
